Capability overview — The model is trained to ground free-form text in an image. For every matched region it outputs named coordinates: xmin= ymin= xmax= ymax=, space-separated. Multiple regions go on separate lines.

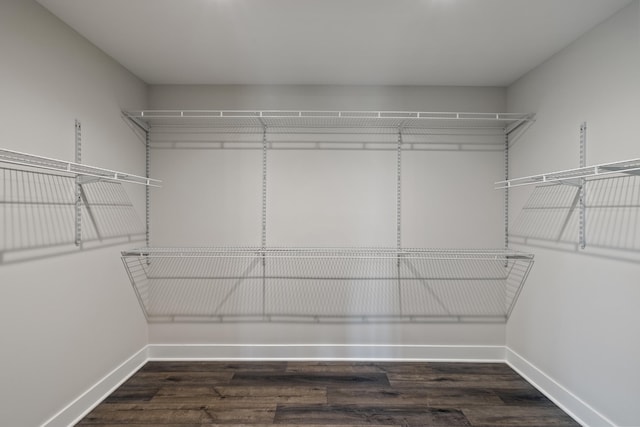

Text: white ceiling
xmin=37 ymin=0 xmax=632 ymax=86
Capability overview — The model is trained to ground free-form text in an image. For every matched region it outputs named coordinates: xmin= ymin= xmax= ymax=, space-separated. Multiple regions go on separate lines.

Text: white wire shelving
xmin=121 ymin=247 xmax=534 ymax=323
xmin=0 ymin=148 xmax=161 ymax=187
xmin=121 ymin=109 xmax=536 ymax=323
xmin=495 ymin=158 xmax=640 ymax=189
xmin=125 ymin=110 xmax=533 ymax=134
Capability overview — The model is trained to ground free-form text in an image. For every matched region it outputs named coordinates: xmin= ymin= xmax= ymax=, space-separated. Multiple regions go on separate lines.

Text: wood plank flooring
xmin=76 ymin=362 xmax=580 ymax=426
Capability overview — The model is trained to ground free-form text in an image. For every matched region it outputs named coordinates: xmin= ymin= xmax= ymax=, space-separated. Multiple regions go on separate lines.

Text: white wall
xmin=0 ymin=1 xmax=148 ymax=425
xmin=506 ymin=2 xmax=640 ymax=425
xmin=147 ymin=85 xmax=509 ymax=349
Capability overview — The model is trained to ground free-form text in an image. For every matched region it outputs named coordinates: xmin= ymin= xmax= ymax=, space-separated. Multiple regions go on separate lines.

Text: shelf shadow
xmin=1 ymin=168 xmax=145 ymax=264
xmin=510 ymin=175 xmax=640 ymax=261
xmin=149 ymin=126 xmax=508 ymax=152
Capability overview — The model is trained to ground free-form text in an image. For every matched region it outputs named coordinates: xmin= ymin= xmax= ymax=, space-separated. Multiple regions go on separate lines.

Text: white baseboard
xmin=506 ymin=347 xmax=616 ymax=427
xmin=147 ymin=343 xmax=505 ymax=361
xmin=41 ymin=346 xmax=148 ymax=427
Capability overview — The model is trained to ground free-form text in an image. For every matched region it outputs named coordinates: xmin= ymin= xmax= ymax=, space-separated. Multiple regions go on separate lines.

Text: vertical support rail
xmin=396 ymin=129 xmax=402 ymax=256
xmin=261 ymin=125 xmax=268 ymax=317
xmin=74 ymin=119 xmax=82 ymax=247
xmin=145 ymin=130 xmax=151 ymax=248
xmin=579 ymin=122 xmax=587 ymax=249
xmin=504 ymin=132 xmax=509 ymax=250
xmin=261 ymin=126 xmax=268 ymax=253
xmin=396 ymin=127 xmax=403 ymax=315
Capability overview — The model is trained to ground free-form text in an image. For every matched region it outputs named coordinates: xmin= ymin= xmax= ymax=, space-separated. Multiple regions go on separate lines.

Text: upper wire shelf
xmin=0 ymin=148 xmax=161 ymax=187
xmin=124 ymin=110 xmax=533 ymax=133
xmin=495 ymin=158 xmax=640 ymax=189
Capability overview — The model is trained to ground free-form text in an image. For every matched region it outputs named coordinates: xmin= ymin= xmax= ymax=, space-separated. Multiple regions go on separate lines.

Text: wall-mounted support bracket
xmin=76 ymin=176 xmax=102 ymax=185
xmin=579 ymin=122 xmax=587 ymax=250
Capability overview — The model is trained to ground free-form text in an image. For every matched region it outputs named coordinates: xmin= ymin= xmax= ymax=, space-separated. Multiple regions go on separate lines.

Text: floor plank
xmin=462 ymin=405 xmax=580 ymax=426
xmin=231 ymin=372 xmax=390 ymax=387
xmin=274 ymin=404 xmax=471 ymax=426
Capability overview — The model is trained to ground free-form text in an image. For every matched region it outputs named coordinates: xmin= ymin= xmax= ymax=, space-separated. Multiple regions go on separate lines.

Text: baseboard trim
xmin=41 ymin=346 xmax=148 ymax=427
xmin=147 ymin=343 xmax=506 ymax=362
xmin=505 ymin=347 xmax=615 ymax=427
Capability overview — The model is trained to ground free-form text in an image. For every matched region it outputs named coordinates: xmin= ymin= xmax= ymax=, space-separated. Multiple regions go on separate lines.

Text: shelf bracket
xmin=504 ymin=113 xmax=534 ymax=136
xmin=579 ymin=122 xmax=587 ymax=250
xmin=76 ymin=176 xmax=102 ymax=185
xmin=123 ymin=112 xmax=150 ymax=133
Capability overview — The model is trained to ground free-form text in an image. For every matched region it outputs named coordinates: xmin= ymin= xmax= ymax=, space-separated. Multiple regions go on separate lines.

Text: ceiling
xmin=37 ymin=0 xmax=632 ymax=87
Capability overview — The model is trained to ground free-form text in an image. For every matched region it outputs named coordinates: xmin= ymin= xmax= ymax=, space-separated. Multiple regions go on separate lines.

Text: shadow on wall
xmin=0 ymin=168 xmax=145 ymax=264
xmin=510 ymin=175 xmax=640 ymax=262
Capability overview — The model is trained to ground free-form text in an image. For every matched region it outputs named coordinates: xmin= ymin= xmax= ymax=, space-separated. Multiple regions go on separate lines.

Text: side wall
xmin=506 ymin=2 xmax=640 ymax=426
xmin=0 ymin=1 xmax=148 ymax=425
xmin=147 ymin=85 xmax=510 ymax=355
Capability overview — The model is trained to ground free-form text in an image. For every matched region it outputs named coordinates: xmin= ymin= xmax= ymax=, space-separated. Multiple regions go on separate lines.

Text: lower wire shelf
xmin=121 ymin=247 xmax=534 ymax=323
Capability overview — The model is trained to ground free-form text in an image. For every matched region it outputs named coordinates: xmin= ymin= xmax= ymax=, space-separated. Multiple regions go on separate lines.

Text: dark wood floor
xmin=77 ymin=361 xmax=580 ymax=426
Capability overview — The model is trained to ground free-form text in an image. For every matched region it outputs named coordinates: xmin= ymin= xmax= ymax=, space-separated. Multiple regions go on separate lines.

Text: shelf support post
xmin=261 ymin=124 xmax=268 ymax=318
xmin=75 ymin=119 xmax=82 ymax=247
xmin=504 ymin=131 xmax=509 ymax=250
xmin=146 ymin=129 xmax=151 ymax=248
xmin=261 ymin=125 xmax=268 ymax=255
xmin=579 ymin=122 xmax=587 ymax=249
xmin=396 ymin=128 xmax=402 ymax=256
xmin=396 ymin=126 xmax=403 ymax=316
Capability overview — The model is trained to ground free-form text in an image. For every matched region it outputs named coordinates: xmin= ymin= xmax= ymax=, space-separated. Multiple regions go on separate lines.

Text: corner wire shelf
xmin=0 ymin=148 xmax=161 ymax=187
xmin=495 ymin=158 xmax=640 ymax=189
xmin=121 ymin=247 xmax=534 ymax=323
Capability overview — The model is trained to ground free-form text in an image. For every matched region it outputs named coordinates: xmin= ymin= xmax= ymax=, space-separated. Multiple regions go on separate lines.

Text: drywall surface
xmin=506 ymin=2 xmax=640 ymax=425
xmin=0 ymin=1 xmax=148 ymax=425
xmin=147 ymin=85 xmax=510 ymax=348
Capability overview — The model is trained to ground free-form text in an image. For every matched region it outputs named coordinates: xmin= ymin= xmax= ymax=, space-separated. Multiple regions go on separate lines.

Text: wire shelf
xmin=121 ymin=247 xmax=534 ymax=323
xmin=0 ymin=148 xmax=161 ymax=187
xmin=495 ymin=158 xmax=640 ymax=189
xmin=125 ymin=110 xmax=533 ymax=133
